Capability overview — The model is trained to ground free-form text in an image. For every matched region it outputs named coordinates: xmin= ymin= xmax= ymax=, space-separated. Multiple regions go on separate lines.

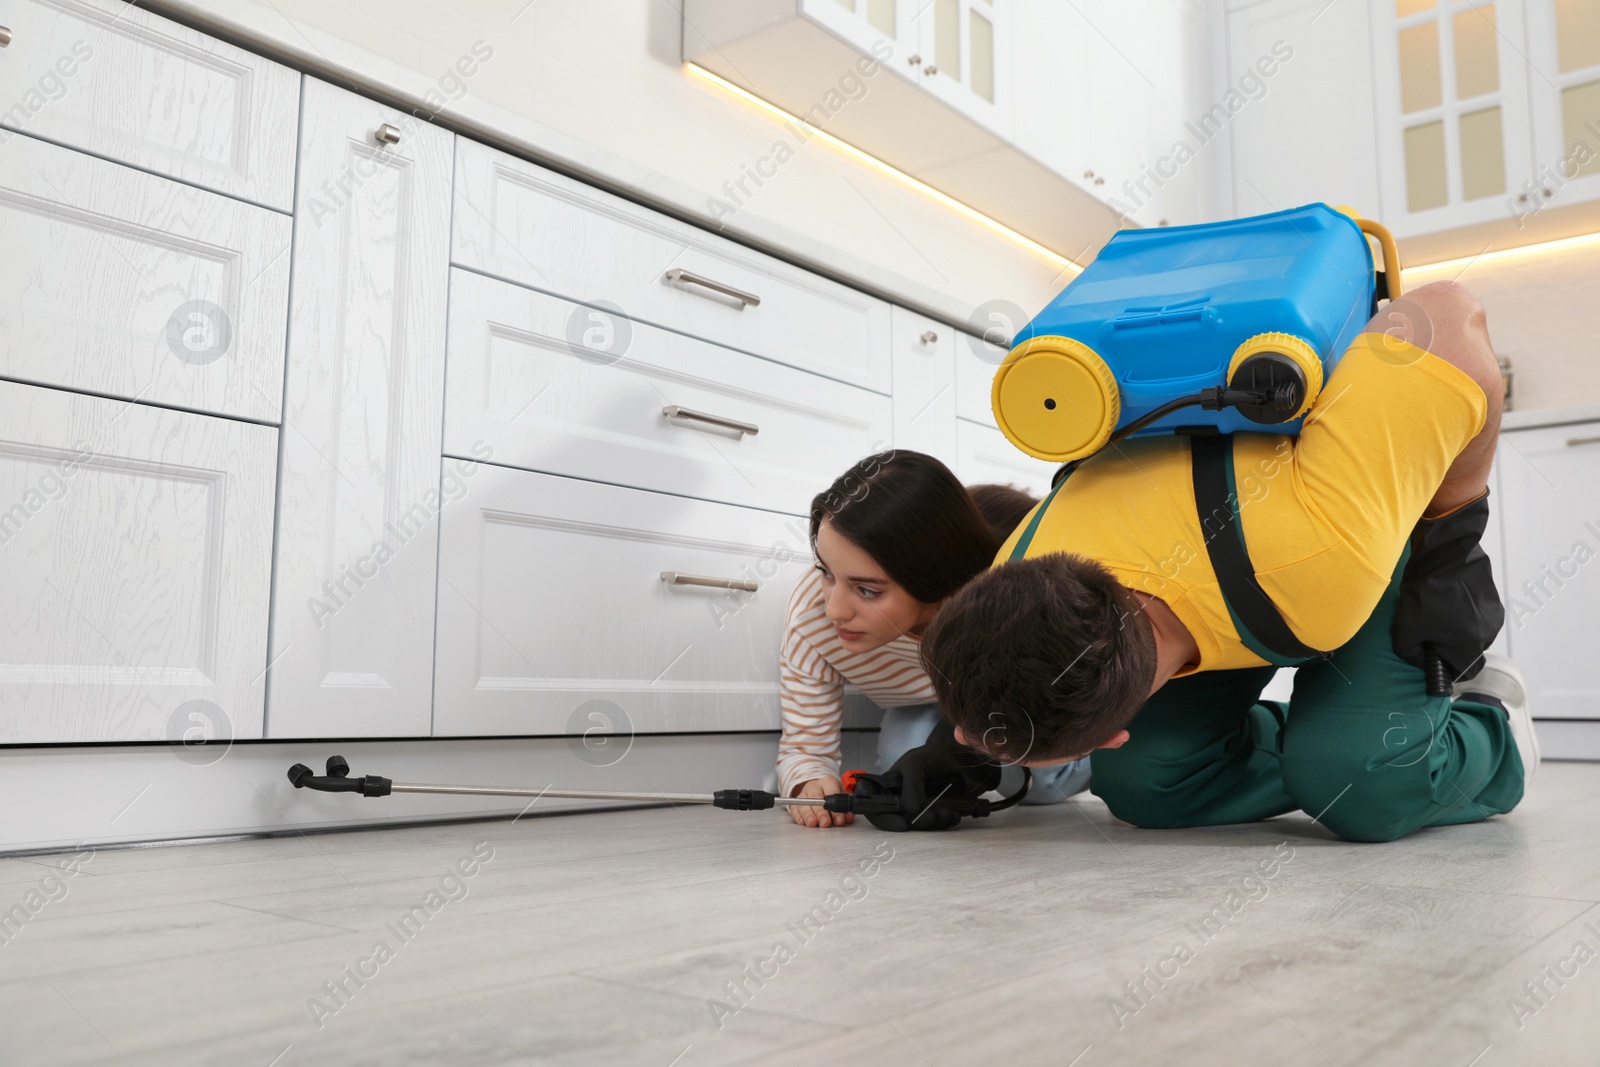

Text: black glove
xmin=1392 ymin=491 xmax=1505 ymax=688
xmin=866 ymin=718 xmax=1002 ymax=832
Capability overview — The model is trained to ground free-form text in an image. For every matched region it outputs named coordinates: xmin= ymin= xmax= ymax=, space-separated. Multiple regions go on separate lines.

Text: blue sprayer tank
xmin=991 ymin=203 xmax=1400 ymax=464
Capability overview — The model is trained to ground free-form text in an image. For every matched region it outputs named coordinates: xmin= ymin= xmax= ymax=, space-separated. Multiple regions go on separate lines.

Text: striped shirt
xmin=777 ymin=567 xmax=937 ymax=796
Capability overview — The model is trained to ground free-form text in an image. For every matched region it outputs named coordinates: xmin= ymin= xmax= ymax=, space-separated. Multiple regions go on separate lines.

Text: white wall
xmin=1404 ymin=240 xmax=1600 ymax=413
xmin=155 ymin=0 xmax=1078 ymax=328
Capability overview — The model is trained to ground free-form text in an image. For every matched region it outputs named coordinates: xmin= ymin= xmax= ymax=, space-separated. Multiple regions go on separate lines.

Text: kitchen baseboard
xmin=0 ymin=732 xmax=809 ymax=854
xmin=1535 ymin=720 xmax=1600 ymax=762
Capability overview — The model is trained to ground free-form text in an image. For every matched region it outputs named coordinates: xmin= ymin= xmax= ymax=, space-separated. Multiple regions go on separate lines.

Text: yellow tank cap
xmin=991 ymin=335 xmax=1120 ymax=463
xmin=1227 ymin=332 xmax=1323 ymax=420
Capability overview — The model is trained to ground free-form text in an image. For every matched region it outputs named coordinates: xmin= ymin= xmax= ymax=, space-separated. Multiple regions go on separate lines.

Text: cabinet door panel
xmin=0 ymin=0 xmax=299 ymax=211
xmin=433 ymin=467 xmax=813 ymax=736
xmin=889 ymin=307 xmax=959 ymax=469
xmin=0 ymin=135 xmax=290 ymax=422
xmin=266 ymin=79 xmax=454 ymax=739
xmin=1497 ymin=424 xmax=1600 ymax=720
xmin=444 ymin=270 xmax=889 ymax=518
xmin=1371 ymin=0 xmax=1534 ymax=235
xmin=452 ymin=140 xmax=892 ymax=394
xmin=954 ymin=324 xmax=1007 ymax=427
xmin=0 ymin=382 xmax=275 ymax=743
xmin=955 ymin=418 xmax=1057 ymax=498
xmin=1228 ymin=0 xmax=1382 ymax=217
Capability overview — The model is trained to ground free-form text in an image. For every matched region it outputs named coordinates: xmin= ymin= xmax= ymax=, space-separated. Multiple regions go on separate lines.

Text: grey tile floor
xmin=3 ymin=764 xmax=1599 ymax=1067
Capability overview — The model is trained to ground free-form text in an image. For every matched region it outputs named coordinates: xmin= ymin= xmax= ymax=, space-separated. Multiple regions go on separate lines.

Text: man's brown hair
xmin=920 ymin=553 xmax=1158 ymax=762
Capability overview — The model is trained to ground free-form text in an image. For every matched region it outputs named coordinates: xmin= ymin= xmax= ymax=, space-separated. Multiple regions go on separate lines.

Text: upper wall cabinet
xmin=266 ymin=79 xmax=454 ymax=740
xmin=0 ymin=0 xmax=300 ymax=211
xmin=683 ymin=0 xmax=1133 ymax=255
xmin=451 ymin=140 xmax=892 ymax=394
xmin=805 ymin=0 xmax=1009 ymax=132
xmin=1372 ymin=0 xmax=1534 ymax=234
xmin=1026 ymin=0 xmax=1212 ymax=229
xmin=1227 ymin=0 xmax=1383 ymax=218
xmin=1525 ymin=0 xmax=1600 ymax=209
xmin=0 ymin=134 xmax=291 ymax=422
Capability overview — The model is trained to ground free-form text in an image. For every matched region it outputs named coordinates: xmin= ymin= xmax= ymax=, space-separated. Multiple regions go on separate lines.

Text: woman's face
xmin=814 ymin=520 xmax=938 ymax=653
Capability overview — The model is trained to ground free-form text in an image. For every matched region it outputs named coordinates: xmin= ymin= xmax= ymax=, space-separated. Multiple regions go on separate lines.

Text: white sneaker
xmin=1455 ymin=654 xmax=1540 ymax=784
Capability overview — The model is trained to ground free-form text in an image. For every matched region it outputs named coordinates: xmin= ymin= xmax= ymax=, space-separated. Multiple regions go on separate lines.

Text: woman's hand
xmin=787 ymin=776 xmax=855 ymax=828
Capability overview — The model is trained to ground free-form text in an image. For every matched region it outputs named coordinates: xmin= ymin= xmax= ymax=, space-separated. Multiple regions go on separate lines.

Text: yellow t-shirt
xmin=996 ymin=334 xmax=1489 ymax=676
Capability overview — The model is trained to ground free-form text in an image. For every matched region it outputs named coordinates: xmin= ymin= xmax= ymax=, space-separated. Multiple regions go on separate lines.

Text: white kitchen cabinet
xmin=1371 ymin=0 xmax=1536 ymax=234
xmin=801 ymin=0 xmax=1009 ymax=132
xmin=0 ymin=380 xmax=276 ymax=744
xmin=0 ymin=133 xmax=291 ymax=422
xmin=955 ymin=418 xmax=1058 ymax=498
xmin=683 ymin=1 xmax=1124 ymax=252
xmin=432 ymin=465 xmax=814 ymax=736
xmin=1525 ymin=0 xmax=1600 ymax=210
xmin=954 ymin=323 xmax=1007 ymax=427
xmin=1495 ymin=421 xmax=1600 ymax=720
xmin=1227 ymin=0 xmax=1383 ymax=218
xmin=443 ymin=269 xmax=890 ymax=519
xmin=0 ymin=0 xmax=300 ymax=211
xmin=266 ymin=79 xmax=454 ymax=740
xmin=451 ymin=140 xmax=893 ymax=395
xmin=1017 ymin=0 xmax=1210 ymax=228
xmin=889 ymin=307 xmax=959 ymax=469
xmin=907 ymin=0 xmax=1011 ymax=137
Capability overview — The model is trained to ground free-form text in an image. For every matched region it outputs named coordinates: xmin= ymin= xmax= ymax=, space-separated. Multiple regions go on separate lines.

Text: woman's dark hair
xmin=810 ymin=451 xmax=1008 ymax=605
xmin=967 ymin=483 xmax=1039 ymax=542
xmin=921 ymin=553 xmax=1158 ymax=761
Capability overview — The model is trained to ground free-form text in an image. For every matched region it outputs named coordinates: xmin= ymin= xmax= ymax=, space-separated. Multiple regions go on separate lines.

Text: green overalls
xmin=1018 ymin=438 xmax=1526 ymax=843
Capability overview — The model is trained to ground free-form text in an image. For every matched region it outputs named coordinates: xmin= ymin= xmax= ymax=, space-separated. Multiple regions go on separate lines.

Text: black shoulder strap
xmin=1190 ymin=435 xmax=1325 ymax=663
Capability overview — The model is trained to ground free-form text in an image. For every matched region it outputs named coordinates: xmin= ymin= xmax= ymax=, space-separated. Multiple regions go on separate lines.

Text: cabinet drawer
xmin=444 ymin=270 xmax=890 ymax=516
xmin=0 ymin=381 xmax=276 ymax=743
xmin=0 ymin=135 xmax=291 ymax=422
xmin=452 ymin=139 xmax=892 ymax=393
xmin=433 ymin=466 xmax=813 ymax=736
xmin=955 ymin=418 xmax=1058 ymax=498
xmin=0 ymin=0 xmax=300 ymax=211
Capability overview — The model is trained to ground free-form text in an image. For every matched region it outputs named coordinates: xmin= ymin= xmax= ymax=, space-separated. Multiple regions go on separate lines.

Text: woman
xmin=777 ymin=450 xmax=1092 ymax=828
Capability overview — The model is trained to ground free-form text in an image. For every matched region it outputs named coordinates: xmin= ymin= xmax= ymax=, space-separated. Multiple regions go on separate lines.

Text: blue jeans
xmin=875 ymin=704 xmax=1092 ymax=806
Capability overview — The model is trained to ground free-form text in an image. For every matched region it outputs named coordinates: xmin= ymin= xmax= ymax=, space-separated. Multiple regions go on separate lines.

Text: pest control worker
xmin=873 ymin=280 xmax=1535 ymax=843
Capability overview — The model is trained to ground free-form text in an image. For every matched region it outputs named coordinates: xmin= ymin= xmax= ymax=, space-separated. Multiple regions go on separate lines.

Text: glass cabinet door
xmin=909 ymin=0 xmax=1011 ymax=137
xmin=1372 ymin=0 xmax=1534 ymax=233
xmin=800 ymin=0 xmax=910 ymax=68
xmin=1526 ymin=0 xmax=1600 ymax=209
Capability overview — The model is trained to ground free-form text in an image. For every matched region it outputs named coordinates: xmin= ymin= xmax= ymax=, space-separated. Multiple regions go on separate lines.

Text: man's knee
xmin=1281 ymin=723 xmax=1420 ymax=843
xmin=1089 ymin=747 xmax=1206 ymax=828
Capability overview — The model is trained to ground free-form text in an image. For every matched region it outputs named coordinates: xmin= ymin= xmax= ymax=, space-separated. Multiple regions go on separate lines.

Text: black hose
xmin=1108 ymin=394 xmax=1206 ymax=444
xmin=986 ymin=767 xmax=1033 ymax=812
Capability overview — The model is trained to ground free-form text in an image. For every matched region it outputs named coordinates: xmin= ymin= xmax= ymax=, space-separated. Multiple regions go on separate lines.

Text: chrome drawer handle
xmin=662 ymin=405 xmax=759 ymax=437
xmin=663 ymin=268 xmax=761 ymax=308
xmin=661 ymin=571 xmax=759 ymax=592
xmin=1567 ymin=435 xmax=1600 ymax=448
xmin=920 ymin=330 xmax=939 ymax=344
xmin=375 ymin=123 xmax=401 ymax=145
xmin=0 ymin=25 xmax=11 ymax=47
